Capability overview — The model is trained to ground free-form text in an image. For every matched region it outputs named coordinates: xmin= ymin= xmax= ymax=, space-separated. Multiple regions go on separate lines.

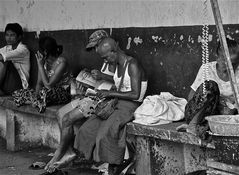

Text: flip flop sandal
xmin=176 ymin=124 xmax=188 ymax=132
xmin=115 ymin=159 xmax=132 ymax=175
xmin=29 ymin=161 xmax=46 ymax=170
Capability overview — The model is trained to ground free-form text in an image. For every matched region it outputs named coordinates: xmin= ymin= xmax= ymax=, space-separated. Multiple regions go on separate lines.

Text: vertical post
xmin=6 ymin=109 xmax=16 ymax=151
xmin=210 ymin=0 xmax=239 ymax=111
xmin=136 ymin=137 xmax=151 ymax=175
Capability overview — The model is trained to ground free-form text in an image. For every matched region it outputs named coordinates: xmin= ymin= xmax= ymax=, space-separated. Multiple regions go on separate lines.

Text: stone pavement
xmin=0 ymin=137 xmax=101 ymax=175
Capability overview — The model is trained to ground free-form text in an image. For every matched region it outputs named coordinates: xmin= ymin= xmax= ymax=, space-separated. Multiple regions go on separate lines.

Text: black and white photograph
xmin=0 ymin=0 xmax=239 ymax=174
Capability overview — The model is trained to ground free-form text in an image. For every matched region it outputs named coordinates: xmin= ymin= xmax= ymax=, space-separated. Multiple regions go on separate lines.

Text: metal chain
xmin=202 ymin=0 xmax=210 ymax=95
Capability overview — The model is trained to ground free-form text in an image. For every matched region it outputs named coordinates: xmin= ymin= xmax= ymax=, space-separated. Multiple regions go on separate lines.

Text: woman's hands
xmin=35 ymin=51 xmax=45 ymax=66
xmin=96 ymin=90 xmax=111 ymax=99
xmin=91 ymin=69 xmax=103 ymax=80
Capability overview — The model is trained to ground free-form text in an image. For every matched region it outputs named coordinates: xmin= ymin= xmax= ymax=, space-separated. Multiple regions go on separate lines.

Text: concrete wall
xmin=0 ymin=0 xmax=239 ymax=31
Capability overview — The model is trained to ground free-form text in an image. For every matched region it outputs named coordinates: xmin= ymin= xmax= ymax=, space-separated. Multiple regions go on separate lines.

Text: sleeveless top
xmin=101 ymin=62 xmax=115 ymax=76
xmin=113 ymin=61 xmax=147 ymax=102
xmin=44 ymin=57 xmax=72 ymax=88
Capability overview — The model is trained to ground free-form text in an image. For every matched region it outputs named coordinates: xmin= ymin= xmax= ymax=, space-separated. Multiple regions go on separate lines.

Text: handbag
xmin=95 ymin=98 xmax=119 ymax=120
xmin=75 ymin=96 xmax=99 ymax=118
xmin=95 ymin=60 xmax=128 ymax=120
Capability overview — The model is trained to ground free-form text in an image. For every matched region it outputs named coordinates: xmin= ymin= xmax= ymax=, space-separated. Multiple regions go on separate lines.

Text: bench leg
xmin=135 ymin=137 xmax=208 ymax=175
xmin=6 ymin=109 xmax=16 ymax=151
xmin=136 ymin=137 xmax=151 ymax=175
xmin=183 ymin=144 xmax=207 ymax=174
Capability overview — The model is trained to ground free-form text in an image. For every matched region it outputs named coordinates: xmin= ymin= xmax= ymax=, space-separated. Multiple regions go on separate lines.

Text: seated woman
xmin=44 ymin=37 xmax=147 ymax=174
xmin=178 ymin=38 xmax=239 ymax=139
xmin=0 ymin=23 xmax=30 ymax=95
xmin=13 ymin=36 xmax=72 ymax=112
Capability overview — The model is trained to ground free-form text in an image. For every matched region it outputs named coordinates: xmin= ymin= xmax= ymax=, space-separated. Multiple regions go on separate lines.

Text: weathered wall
xmin=1 ymin=0 xmax=239 ymax=31
xmin=0 ymin=0 xmax=239 ymax=97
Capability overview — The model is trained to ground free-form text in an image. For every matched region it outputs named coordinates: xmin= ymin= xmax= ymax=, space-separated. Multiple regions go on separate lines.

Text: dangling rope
xmin=202 ymin=0 xmax=210 ymax=96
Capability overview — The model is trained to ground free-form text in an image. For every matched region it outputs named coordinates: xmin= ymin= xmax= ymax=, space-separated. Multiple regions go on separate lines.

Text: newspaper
xmin=76 ymin=70 xmax=113 ymax=90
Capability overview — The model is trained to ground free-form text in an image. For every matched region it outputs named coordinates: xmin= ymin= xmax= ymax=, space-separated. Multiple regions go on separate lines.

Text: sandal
xmin=29 ymin=161 xmax=46 ymax=170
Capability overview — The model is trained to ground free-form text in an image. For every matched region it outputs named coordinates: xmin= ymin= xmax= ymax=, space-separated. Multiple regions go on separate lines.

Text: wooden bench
xmin=127 ymin=122 xmax=215 ymax=175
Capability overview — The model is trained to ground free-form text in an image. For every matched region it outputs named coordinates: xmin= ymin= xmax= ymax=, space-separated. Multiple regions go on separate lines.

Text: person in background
xmin=34 ymin=36 xmax=72 ymax=111
xmin=178 ymin=38 xmax=239 ymax=139
xmin=12 ymin=36 xmax=72 ymax=113
xmin=0 ymin=23 xmax=30 ymax=95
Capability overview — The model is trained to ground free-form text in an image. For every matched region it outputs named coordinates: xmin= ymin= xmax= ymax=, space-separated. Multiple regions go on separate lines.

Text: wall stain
xmin=26 ymin=0 xmax=35 ymax=9
xmin=226 ymin=34 xmax=233 ymax=40
xmin=180 ymin=35 xmax=184 ymax=41
xmin=134 ymin=36 xmax=143 ymax=45
xmin=209 ymin=34 xmax=213 ymax=42
xmin=126 ymin=37 xmax=132 ymax=50
xmin=20 ymin=7 xmax=24 ymax=14
xmin=152 ymin=35 xmax=159 ymax=43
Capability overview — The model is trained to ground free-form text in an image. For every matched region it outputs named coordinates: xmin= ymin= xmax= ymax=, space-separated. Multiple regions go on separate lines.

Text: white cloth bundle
xmin=133 ymin=92 xmax=187 ymax=125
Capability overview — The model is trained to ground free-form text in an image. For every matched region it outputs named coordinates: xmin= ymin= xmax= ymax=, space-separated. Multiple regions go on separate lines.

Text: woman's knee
xmin=62 ymin=113 xmax=72 ymax=127
xmin=56 ymin=110 xmax=64 ymax=126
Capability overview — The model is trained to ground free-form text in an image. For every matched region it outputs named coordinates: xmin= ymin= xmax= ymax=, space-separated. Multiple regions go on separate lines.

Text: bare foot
xmin=176 ymin=124 xmax=189 ymax=132
xmin=47 ymin=148 xmax=77 ymax=173
xmin=186 ymin=123 xmax=197 ymax=136
xmin=44 ymin=149 xmax=64 ymax=172
xmin=176 ymin=123 xmax=197 ymax=136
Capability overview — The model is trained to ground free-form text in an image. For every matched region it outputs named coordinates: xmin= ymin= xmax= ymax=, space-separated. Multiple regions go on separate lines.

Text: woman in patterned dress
xmin=13 ymin=36 xmax=72 ymax=112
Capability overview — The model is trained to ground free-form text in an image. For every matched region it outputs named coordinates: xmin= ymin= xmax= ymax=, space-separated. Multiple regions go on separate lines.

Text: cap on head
xmin=86 ymin=30 xmax=109 ymax=49
xmin=5 ymin=23 xmax=23 ymax=37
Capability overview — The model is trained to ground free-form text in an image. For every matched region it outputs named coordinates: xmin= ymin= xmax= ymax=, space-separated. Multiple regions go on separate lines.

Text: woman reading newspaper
xmin=44 ymin=37 xmax=147 ymax=175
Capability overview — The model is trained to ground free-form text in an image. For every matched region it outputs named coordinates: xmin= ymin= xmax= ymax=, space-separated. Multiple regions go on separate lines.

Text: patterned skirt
xmin=12 ymin=86 xmax=71 ymax=113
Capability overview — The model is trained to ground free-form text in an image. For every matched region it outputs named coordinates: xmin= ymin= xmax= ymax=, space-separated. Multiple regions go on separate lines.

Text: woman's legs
xmin=50 ymin=145 xmax=77 ymax=171
xmin=45 ymin=103 xmax=85 ymax=172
